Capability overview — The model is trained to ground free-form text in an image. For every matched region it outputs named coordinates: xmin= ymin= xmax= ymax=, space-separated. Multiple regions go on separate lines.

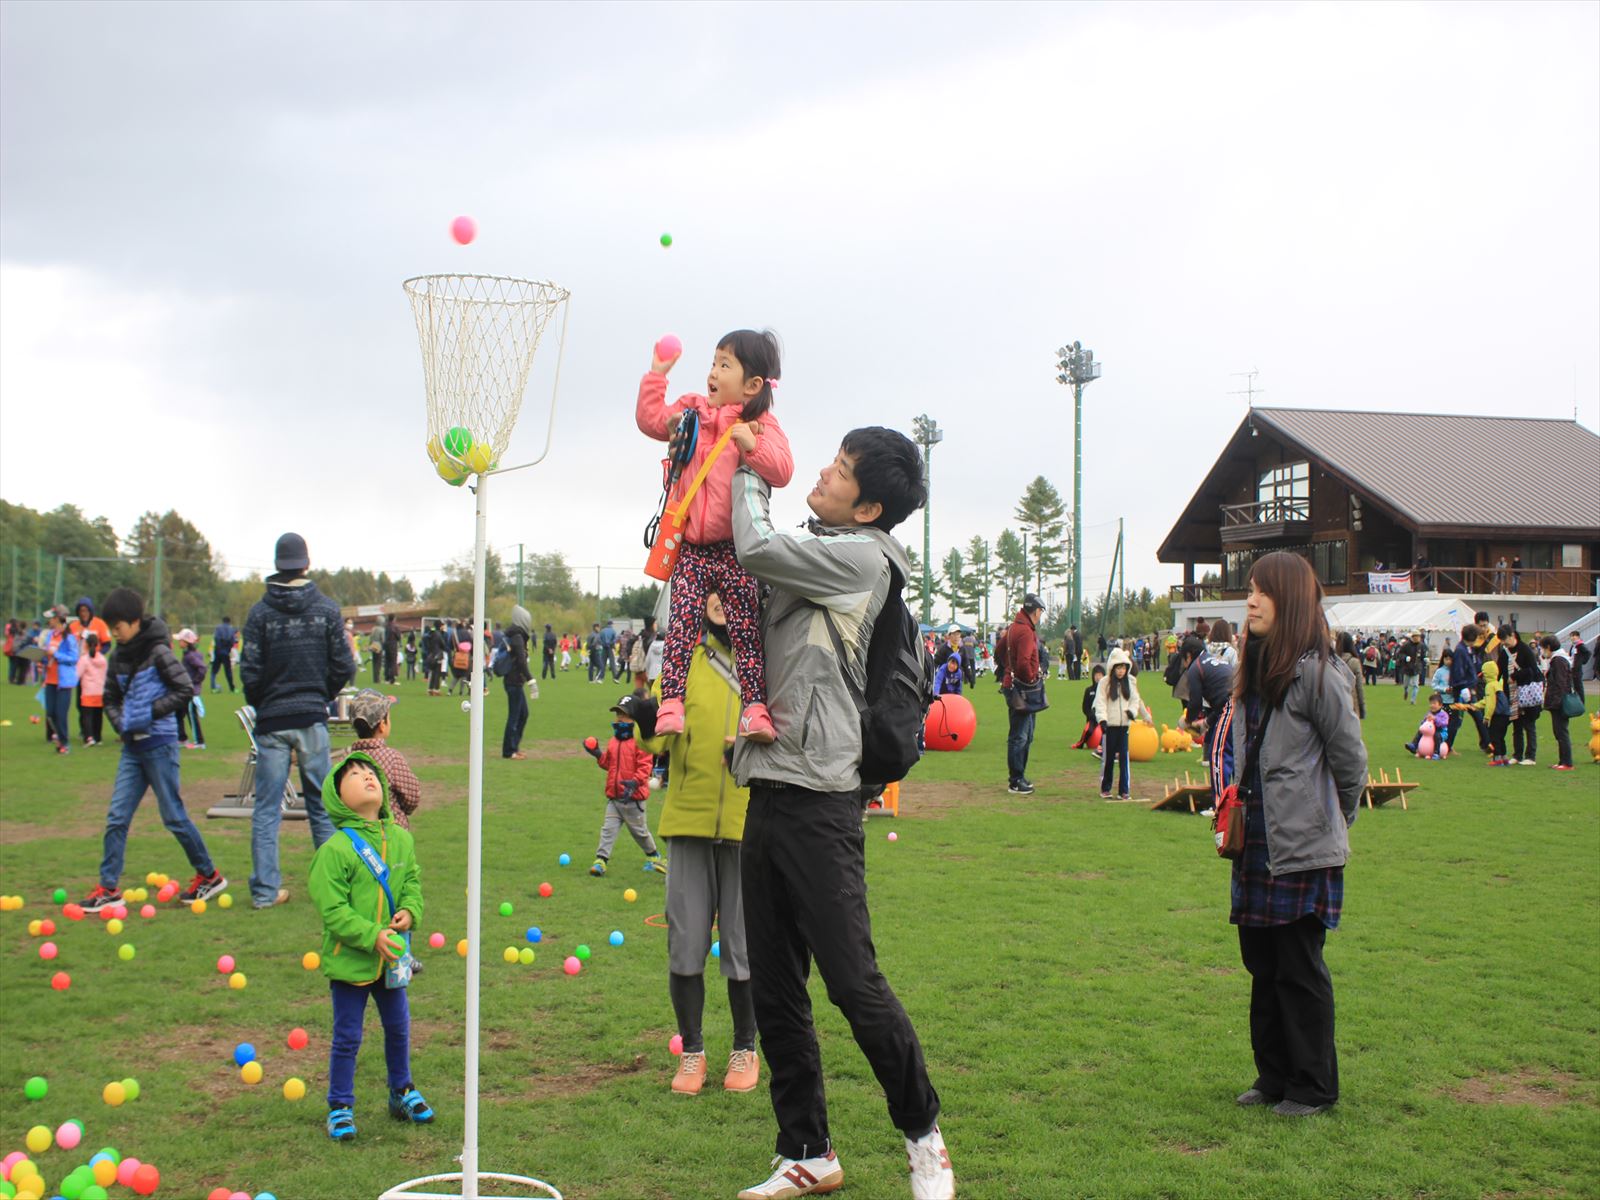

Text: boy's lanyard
xmin=342 ymin=827 xmax=396 ymax=917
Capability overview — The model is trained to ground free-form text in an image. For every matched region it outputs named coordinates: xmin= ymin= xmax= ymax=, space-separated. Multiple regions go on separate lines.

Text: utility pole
xmin=516 ymin=543 xmax=524 ymax=607
xmin=152 ymin=535 xmax=164 ymax=617
xmin=52 ymin=555 xmax=64 ymax=607
xmin=1056 ymin=341 xmax=1102 ymax=629
xmin=911 ymin=415 xmax=944 ymax=624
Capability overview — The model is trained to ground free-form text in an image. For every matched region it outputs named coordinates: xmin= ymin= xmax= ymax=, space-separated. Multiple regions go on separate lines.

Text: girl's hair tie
xmin=767 ymin=378 xmax=779 ymax=390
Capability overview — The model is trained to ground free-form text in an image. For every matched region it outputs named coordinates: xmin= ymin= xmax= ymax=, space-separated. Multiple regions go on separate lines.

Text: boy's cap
xmin=348 ymin=688 xmax=396 ymax=730
xmin=176 ymin=628 xmax=199 ymax=644
xmin=609 ymin=694 xmax=642 ymax=718
xmin=274 ymin=532 xmax=310 ymax=572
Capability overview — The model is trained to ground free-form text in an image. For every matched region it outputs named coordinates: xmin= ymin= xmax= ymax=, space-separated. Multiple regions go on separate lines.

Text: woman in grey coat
xmin=1230 ymin=552 xmax=1368 ymax=1117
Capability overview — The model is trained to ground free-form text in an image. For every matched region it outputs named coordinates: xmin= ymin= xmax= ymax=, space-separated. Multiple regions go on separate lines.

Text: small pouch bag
xmin=1212 ymin=701 xmax=1269 ymax=861
xmin=341 ymin=828 xmax=415 ymax=989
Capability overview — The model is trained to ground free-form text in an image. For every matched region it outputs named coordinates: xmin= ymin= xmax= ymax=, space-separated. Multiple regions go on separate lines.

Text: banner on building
xmin=1367 ymin=570 xmax=1413 ymax=594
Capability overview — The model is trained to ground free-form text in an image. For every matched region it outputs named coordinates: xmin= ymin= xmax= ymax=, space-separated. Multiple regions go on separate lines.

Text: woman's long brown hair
xmin=1235 ymin=551 xmax=1330 ymax=709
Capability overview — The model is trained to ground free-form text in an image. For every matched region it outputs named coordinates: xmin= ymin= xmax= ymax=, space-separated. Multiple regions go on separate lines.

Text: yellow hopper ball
xmin=93 ymin=1159 xmax=117 ymax=1187
xmin=241 ymin=1061 xmax=263 ymax=1085
xmin=103 ymin=1081 xmax=127 ymax=1106
xmin=283 ymin=1077 xmax=306 ymax=1101
xmin=229 ymin=972 xmax=247 ymax=990
xmin=218 ymin=893 xmax=233 ymax=909
xmin=465 ymin=442 xmax=496 ymax=474
xmin=25 ymin=1125 xmax=51 ymax=1154
xmin=302 ymin=951 xmax=321 ymax=970
xmin=106 ymin=918 xmax=123 ymax=935
xmin=190 ymin=898 xmax=207 ymax=915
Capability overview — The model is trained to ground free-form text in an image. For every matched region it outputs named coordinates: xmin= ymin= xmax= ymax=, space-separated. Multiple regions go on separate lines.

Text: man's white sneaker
xmin=736 ymin=1151 xmax=843 ymax=1198
xmin=906 ymin=1126 xmax=955 ymax=1199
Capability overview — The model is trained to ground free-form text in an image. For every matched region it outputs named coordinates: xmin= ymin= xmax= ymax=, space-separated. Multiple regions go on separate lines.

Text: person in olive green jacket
xmin=637 ymin=592 xmax=759 ymax=1098
xmin=307 ymin=751 xmax=433 ymax=1142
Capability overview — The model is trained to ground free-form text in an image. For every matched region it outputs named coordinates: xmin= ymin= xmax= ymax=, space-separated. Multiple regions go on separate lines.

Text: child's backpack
xmin=491 ymin=644 xmax=512 ymax=677
xmin=818 ymin=560 xmax=933 ymax=788
xmin=452 ymin=642 xmax=472 ymax=671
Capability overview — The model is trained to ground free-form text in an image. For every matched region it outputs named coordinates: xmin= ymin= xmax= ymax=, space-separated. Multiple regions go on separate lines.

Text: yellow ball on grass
xmin=241 ymin=1060 xmax=263 ymax=1085
xmin=283 ymin=1077 xmax=306 ymax=1101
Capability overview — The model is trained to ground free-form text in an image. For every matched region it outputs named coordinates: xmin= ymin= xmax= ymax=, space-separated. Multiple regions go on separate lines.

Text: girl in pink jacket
xmin=637 ymin=330 xmax=793 ymax=741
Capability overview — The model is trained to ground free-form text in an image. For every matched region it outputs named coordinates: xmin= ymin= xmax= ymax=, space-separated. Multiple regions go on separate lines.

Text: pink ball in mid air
xmin=450 ymin=215 xmax=477 ymax=245
xmin=669 ymin=1034 xmax=683 ymax=1056
xmin=655 ymin=334 xmax=682 ymax=362
xmin=429 ymin=932 xmax=446 ymax=949
xmin=563 ymin=956 xmax=581 ymax=976
xmin=216 ymin=955 xmax=235 ymax=974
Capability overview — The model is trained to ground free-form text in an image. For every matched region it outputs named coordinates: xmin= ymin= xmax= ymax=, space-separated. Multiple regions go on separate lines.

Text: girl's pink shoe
xmin=739 ymin=703 xmax=776 ymax=744
xmin=654 ymin=697 xmax=685 ymax=735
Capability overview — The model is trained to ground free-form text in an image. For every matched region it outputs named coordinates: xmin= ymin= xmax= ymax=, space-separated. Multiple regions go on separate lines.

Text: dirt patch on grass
xmin=901 ymin=780 xmax=1028 ymax=819
xmin=509 ymin=1053 xmax=650 ymax=1100
xmin=1170 ymin=1141 xmax=1218 ymax=1156
xmin=1444 ymin=1070 xmax=1588 ymax=1109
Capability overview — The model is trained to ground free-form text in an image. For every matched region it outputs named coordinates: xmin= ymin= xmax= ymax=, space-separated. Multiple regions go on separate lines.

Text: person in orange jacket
xmin=585 ymin=693 xmax=666 ymax=877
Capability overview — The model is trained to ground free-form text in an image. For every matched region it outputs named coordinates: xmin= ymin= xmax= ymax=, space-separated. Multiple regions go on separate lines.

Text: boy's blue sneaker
xmin=328 ymin=1106 xmax=356 ymax=1142
xmin=390 ymin=1086 xmax=435 ymax=1124
xmin=644 ymin=855 xmax=668 ymax=875
xmin=589 ymin=859 xmax=607 ymax=877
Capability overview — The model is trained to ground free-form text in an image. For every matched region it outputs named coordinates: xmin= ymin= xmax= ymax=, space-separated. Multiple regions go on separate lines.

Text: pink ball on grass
xmin=56 ymin=1120 xmax=82 ymax=1150
xmin=669 ymin=1034 xmax=683 ymax=1056
xmin=117 ymin=1156 xmax=143 ymax=1187
xmin=140 ymin=905 xmax=156 ymax=918
xmin=655 ymin=334 xmax=682 ymax=362
xmin=563 ymin=956 xmax=581 ymax=975
xmin=2 ymin=1151 xmax=26 ymax=1176
xmin=887 ymin=831 xmax=898 ymax=842
xmin=450 ymin=215 xmax=477 ymax=245
xmin=217 ymin=955 xmax=235 ymax=974
xmin=39 ymin=941 xmax=58 ymax=960
xmin=428 ymin=932 xmax=446 ymax=950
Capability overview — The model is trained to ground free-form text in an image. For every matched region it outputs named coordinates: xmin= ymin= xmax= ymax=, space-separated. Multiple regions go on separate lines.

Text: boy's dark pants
xmin=742 ymin=784 xmax=940 ymax=1160
xmin=210 ymin=653 xmax=234 ymax=691
xmin=328 ymin=979 xmax=411 ymax=1107
xmin=502 ymin=678 xmax=528 ymax=757
xmin=1486 ymin=712 xmax=1510 ymax=757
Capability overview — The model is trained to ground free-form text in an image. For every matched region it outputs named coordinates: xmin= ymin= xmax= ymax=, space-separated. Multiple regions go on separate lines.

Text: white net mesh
xmin=404 ymin=274 xmax=570 ymax=475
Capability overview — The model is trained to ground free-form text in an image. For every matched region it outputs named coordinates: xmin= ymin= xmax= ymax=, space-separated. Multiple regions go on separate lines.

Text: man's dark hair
xmin=101 ymin=588 xmax=145 ymax=625
xmin=840 ymin=427 xmax=926 ymax=533
xmin=1180 ymin=634 xmax=1205 ymax=664
xmin=1474 ymin=610 xmax=1489 ymax=624
xmin=1460 ymin=624 xmax=1479 ymax=643
xmin=222 ymin=615 xmax=232 ymax=623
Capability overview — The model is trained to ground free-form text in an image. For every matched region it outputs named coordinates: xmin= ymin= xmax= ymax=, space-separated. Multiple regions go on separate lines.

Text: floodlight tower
xmin=1056 ymin=342 xmax=1101 ymax=629
xmin=911 ymin=415 xmax=944 ymax=624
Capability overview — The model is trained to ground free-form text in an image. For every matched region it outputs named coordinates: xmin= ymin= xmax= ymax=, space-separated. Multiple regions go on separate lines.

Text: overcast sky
xmin=3 ymin=0 xmax=1596 ymax=610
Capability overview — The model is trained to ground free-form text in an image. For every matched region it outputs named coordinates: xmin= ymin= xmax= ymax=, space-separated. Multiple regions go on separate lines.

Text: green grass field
xmin=1 ymin=663 xmax=1596 ymax=1199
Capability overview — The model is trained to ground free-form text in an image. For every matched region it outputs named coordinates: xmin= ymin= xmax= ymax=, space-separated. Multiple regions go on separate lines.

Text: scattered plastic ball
xmin=563 ymin=956 xmax=581 ymax=975
xmin=191 ymin=898 xmax=207 ymax=914
xmin=106 ymin=918 xmax=123 ymax=935
xmin=130 ymin=1163 xmax=160 ymax=1195
xmin=27 ymin=918 xmax=42 ymax=936
xmin=228 ymin=972 xmax=247 ymax=990
xmin=538 ymin=882 xmax=553 ymax=898
xmin=525 ymin=926 xmax=542 ymax=944
xmin=103 ymin=1081 xmax=127 ymax=1106
xmin=157 ymin=884 xmax=178 ymax=903
xmin=428 ymin=932 xmax=445 ymax=949
xmin=283 ymin=1077 xmax=306 ymax=1101
xmin=24 ymin=1126 xmax=50 ymax=1154
xmin=1 ymin=1150 xmax=26 ymax=1176
xmin=456 ymin=939 xmax=469 ymax=957
xmin=609 ymin=930 xmax=624 ymax=947
xmin=498 ymin=901 xmax=513 ymax=917
xmin=623 ymin=888 xmax=638 ymax=903
xmin=518 ymin=947 xmax=535 ymax=965
xmin=461 ymin=699 xmax=472 ymax=713
xmin=659 ymin=232 xmax=673 ymax=248
xmin=887 ymin=831 xmax=899 ymax=842
xmin=558 ymin=853 xmax=571 ymax=866
xmin=41 ymin=918 xmax=55 ymax=935
xmin=502 ymin=947 xmax=519 ymax=964
xmin=51 ymin=970 xmax=71 ymax=990
xmin=241 ymin=1061 xmax=263 ymax=1085
xmin=712 ymin=940 xmax=720 ymax=958
xmin=121 ymin=1078 xmax=140 ymax=1101
xmin=450 ymin=215 xmax=477 ymax=245
xmin=52 ymin=887 xmax=67 ymax=904
xmin=24 ymin=1075 xmax=47 ymax=1100
xmin=233 ymin=1043 xmax=256 ymax=1067
xmin=116 ymin=1157 xmax=142 ymax=1187
xmin=64 ymin=903 xmax=85 ymax=920
xmin=669 ymin=1034 xmax=683 ymax=1055
xmin=217 ymin=955 xmax=236 ymax=974
xmin=287 ymin=1027 xmax=308 ymax=1050
xmin=93 ymin=1146 xmax=120 ymax=1165
xmin=56 ymin=1120 xmax=82 ymax=1150
xmin=118 ymin=944 xmax=136 ymax=961
xmin=218 ymin=894 xmax=233 ymax=909
xmin=207 ymin=1190 xmax=231 ymax=1200
xmin=110 ymin=904 xmax=129 ymax=919
xmin=140 ymin=905 xmax=155 ymax=919
xmin=39 ymin=941 xmax=58 ymax=960
xmin=575 ymin=944 xmax=591 ymax=961
xmin=301 ymin=952 xmax=320 ymax=970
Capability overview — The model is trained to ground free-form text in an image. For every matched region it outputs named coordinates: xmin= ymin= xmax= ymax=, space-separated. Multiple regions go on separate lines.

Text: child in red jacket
xmin=585 ymin=694 xmax=665 ymax=877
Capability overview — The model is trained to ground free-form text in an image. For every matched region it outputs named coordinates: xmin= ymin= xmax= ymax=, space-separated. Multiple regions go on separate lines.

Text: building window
xmin=1524 ymin=544 xmax=1553 ymax=570
xmin=1562 ymin=544 xmax=1583 ymax=568
xmin=1312 ymin=540 xmax=1349 ymax=586
xmin=1256 ymin=461 xmax=1310 ymax=522
xmin=1223 ymin=541 xmax=1346 ymax=591
xmin=1224 ymin=551 xmax=1252 ymax=591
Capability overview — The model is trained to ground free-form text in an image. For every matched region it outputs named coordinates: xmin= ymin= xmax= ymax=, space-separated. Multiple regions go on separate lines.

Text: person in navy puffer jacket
xmin=240 ymin=532 xmax=358 ymax=909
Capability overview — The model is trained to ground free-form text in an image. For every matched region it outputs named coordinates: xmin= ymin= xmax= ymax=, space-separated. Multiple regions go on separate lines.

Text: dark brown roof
xmin=1157 ymin=407 xmax=1600 ymax=562
xmin=1252 ymin=408 xmax=1600 ymax=529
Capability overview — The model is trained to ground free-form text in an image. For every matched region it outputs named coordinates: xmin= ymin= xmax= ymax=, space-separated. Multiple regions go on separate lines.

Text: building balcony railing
xmin=1220 ymin=498 xmax=1311 ymax=526
xmin=1385 ymin=567 xmax=1600 ymax=598
xmin=1170 ymin=583 xmax=1225 ymax=602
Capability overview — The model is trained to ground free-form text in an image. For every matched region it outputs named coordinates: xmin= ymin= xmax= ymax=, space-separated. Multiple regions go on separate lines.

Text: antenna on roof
xmin=1231 ymin=370 xmax=1263 ymax=436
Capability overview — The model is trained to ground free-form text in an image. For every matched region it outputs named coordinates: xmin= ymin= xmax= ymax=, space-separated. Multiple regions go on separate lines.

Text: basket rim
xmin=402 ymin=273 xmax=570 ymax=303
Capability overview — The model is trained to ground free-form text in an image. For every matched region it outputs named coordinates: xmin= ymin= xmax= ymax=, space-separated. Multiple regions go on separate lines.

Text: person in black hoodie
xmin=1072 ymin=664 xmax=1106 ymax=749
xmin=1502 ymin=625 xmax=1542 ymax=765
xmin=79 ymin=587 xmax=226 ymax=913
xmin=541 ymin=623 xmax=558 ymax=679
xmin=503 ymin=605 xmax=533 ymax=759
xmin=240 ymin=532 xmax=358 ymax=909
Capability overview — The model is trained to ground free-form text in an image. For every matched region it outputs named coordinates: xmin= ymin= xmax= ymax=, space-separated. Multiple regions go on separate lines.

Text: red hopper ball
xmin=450 ymin=215 xmax=477 ymax=245
xmin=655 ymin=334 xmax=682 ymax=362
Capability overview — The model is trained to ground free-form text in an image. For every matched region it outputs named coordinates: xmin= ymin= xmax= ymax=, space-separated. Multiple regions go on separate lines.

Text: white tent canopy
xmin=1324 ymin=594 xmax=1471 ymax=635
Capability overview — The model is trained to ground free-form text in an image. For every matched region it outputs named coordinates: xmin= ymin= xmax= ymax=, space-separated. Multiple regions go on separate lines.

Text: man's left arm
xmin=731 ymin=467 xmax=880 ymax=607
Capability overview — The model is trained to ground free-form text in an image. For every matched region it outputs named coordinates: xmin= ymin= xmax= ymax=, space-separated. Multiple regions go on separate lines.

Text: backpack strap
xmin=341 ymin=828 xmax=397 ymax=918
xmin=816 ymin=552 xmax=903 ymax=719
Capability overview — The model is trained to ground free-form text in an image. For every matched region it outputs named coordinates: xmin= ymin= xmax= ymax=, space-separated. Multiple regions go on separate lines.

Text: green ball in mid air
xmin=659 ymin=232 xmax=672 ymax=248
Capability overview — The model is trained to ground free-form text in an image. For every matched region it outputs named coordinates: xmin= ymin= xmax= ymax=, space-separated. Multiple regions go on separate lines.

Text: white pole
xmin=463 ymin=472 xmax=488 ymax=1200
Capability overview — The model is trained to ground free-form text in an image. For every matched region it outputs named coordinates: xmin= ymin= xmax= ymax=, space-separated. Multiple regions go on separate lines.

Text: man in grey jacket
xmin=730 ymin=429 xmax=954 ymax=1200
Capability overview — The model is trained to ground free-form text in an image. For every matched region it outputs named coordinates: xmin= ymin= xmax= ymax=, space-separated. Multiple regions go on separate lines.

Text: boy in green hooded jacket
xmin=307 ymin=751 xmax=433 ymax=1142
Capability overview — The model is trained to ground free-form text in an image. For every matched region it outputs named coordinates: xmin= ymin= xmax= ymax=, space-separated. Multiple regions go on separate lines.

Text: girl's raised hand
xmin=651 ymin=345 xmax=681 ymax=375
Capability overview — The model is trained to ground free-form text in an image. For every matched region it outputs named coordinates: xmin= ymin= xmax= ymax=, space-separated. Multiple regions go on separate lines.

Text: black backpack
xmin=820 ymin=560 xmax=932 ymax=788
